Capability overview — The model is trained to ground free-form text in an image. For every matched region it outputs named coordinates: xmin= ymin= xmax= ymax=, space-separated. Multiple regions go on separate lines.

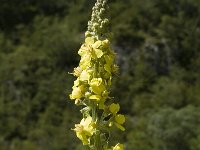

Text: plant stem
xmin=96 ymin=130 xmax=102 ymax=150
xmin=92 ymin=101 xmax=96 ymax=121
xmin=91 ymin=101 xmax=102 ymax=150
xmin=91 ymin=60 xmax=102 ymax=150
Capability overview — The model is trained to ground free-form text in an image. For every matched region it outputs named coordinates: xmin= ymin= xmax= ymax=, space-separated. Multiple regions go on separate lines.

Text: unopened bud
xmin=75 ymin=99 xmax=82 ymax=105
xmin=85 ymin=92 xmax=92 ymax=98
xmin=98 ymin=19 xmax=102 ymax=23
xmin=100 ymin=8 xmax=105 ymax=14
xmin=112 ymin=64 xmax=119 ymax=74
xmin=73 ymin=67 xmax=82 ymax=77
xmin=102 ymin=90 xmax=109 ymax=97
xmin=93 ymin=23 xmax=99 ymax=28
xmin=85 ymin=31 xmax=91 ymax=37
xmin=103 ymin=18 xmax=109 ymax=24
xmin=102 ymin=39 xmax=110 ymax=48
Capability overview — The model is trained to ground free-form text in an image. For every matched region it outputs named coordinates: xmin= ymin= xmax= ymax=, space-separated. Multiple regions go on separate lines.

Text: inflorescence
xmin=69 ymin=0 xmax=125 ymax=149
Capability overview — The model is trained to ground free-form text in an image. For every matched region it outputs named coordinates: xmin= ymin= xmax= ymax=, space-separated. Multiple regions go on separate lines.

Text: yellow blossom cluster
xmin=69 ymin=36 xmax=125 ymax=149
xmin=69 ymin=0 xmax=125 ymax=149
xmin=70 ymin=37 xmax=116 ymax=108
xmin=73 ymin=116 xmax=95 ymax=145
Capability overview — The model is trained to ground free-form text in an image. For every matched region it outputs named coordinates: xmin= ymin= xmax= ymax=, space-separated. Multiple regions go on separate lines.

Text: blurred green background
xmin=1 ymin=0 xmax=200 ymax=149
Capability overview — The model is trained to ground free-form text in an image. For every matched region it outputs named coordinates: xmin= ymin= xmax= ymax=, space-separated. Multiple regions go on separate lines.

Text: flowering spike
xmin=69 ymin=0 xmax=125 ymax=149
xmin=86 ymin=0 xmax=110 ymax=40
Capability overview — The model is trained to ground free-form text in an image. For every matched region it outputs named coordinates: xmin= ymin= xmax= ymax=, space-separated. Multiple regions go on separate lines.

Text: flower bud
xmin=100 ymin=8 xmax=105 ymax=15
xmin=93 ymin=23 xmax=99 ymax=28
xmin=112 ymin=64 xmax=119 ymax=74
xmin=102 ymin=39 xmax=110 ymax=48
xmin=73 ymin=67 xmax=82 ymax=77
xmin=75 ymin=99 xmax=82 ymax=105
xmin=109 ymin=103 xmax=120 ymax=114
xmin=98 ymin=19 xmax=102 ymax=23
xmin=85 ymin=31 xmax=91 ymax=37
xmin=115 ymin=114 xmax=125 ymax=124
xmin=102 ymin=90 xmax=109 ymax=98
xmin=85 ymin=92 xmax=92 ymax=99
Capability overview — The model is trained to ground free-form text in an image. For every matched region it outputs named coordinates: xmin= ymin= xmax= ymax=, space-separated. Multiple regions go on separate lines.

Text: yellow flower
xmin=89 ymin=95 xmax=101 ymax=101
xmin=70 ymin=85 xmax=85 ymax=100
xmin=83 ymin=38 xmax=104 ymax=59
xmin=80 ymin=116 xmax=95 ymax=136
xmin=73 ymin=78 xmax=80 ymax=87
xmin=108 ymin=113 xmax=125 ymax=131
xmin=90 ymin=78 xmax=102 ymax=86
xmin=92 ymin=40 xmax=104 ymax=58
xmin=109 ymin=103 xmax=120 ymax=114
xmin=80 ymin=70 xmax=91 ymax=81
xmin=93 ymin=40 xmax=102 ymax=49
xmin=78 ymin=44 xmax=89 ymax=57
xmin=102 ymin=39 xmax=110 ymax=49
xmin=114 ymin=114 xmax=125 ymax=131
xmin=79 ymin=53 xmax=91 ymax=70
xmin=115 ymin=114 xmax=125 ymax=124
xmin=70 ymin=87 xmax=82 ymax=100
xmin=72 ymin=67 xmax=82 ymax=77
xmin=89 ymin=78 xmax=106 ymax=95
xmin=73 ymin=116 xmax=95 ymax=145
xmin=94 ymin=48 xmax=104 ymax=58
xmin=85 ymin=37 xmax=95 ymax=45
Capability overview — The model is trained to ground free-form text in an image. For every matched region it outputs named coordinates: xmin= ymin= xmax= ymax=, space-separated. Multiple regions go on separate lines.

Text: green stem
xmin=91 ymin=100 xmax=102 ymax=150
xmin=91 ymin=61 xmax=102 ymax=150
xmin=92 ymin=101 xmax=96 ymax=121
xmin=96 ymin=130 xmax=102 ymax=150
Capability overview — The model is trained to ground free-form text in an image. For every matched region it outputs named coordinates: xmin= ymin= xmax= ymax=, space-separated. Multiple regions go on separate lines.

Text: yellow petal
xmin=72 ymin=67 xmax=82 ymax=77
xmin=81 ymin=116 xmax=92 ymax=126
xmin=84 ymin=125 xmax=94 ymax=136
xmin=89 ymin=78 xmax=106 ymax=95
xmin=89 ymin=95 xmax=101 ymax=101
xmin=74 ymin=79 xmax=80 ymax=86
xmin=80 ymin=70 xmax=90 ymax=81
xmin=109 ymin=103 xmax=120 ymax=114
xmin=91 ymin=85 xmax=106 ymax=95
xmin=76 ymin=132 xmax=89 ymax=145
xmin=78 ymin=44 xmax=89 ymax=56
xmin=70 ymin=87 xmax=83 ymax=99
xmin=90 ymin=78 xmax=102 ymax=86
xmin=94 ymin=48 xmax=104 ymax=58
xmin=85 ymin=37 xmax=95 ymax=45
xmin=93 ymin=40 xmax=102 ymax=49
xmin=115 ymin=114 xmax=125 ymax=124
xmin=102 ymin=39 xmax=110 ymax=48
xmin=80 ymin=116 xmax=94 ymax=137
xmin=80 ymin=55 xmax=91 ymax=70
